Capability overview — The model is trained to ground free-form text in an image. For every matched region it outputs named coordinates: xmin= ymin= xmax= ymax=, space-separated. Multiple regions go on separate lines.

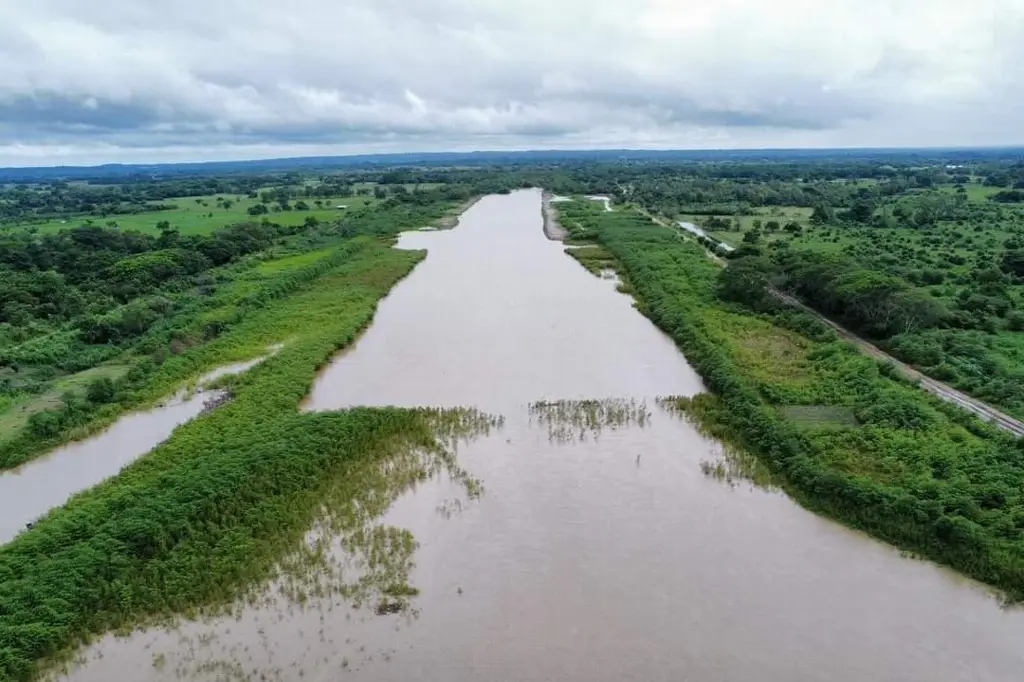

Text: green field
xmin=12 ymin=194 xmax=380 ymax=236
xmin=0 ymin=364 xmax=131 ymax=440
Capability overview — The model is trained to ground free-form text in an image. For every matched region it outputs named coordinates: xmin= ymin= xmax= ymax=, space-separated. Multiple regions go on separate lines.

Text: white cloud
xmin=0 ymin=0 xmax=1021 ymax=164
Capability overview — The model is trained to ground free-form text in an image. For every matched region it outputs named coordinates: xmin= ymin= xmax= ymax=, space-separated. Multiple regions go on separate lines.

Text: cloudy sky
xmin=0 ymin=0 xmax=1021 ymax=166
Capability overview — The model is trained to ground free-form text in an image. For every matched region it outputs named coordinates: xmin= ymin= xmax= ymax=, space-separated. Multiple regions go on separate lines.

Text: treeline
xmin=0 ymin=176 xmax=275 ymax=222
xmin=558 ymin=199 xmax=1024 ymax=601
xmin=0 ymin=222 xmax=282 ymax=334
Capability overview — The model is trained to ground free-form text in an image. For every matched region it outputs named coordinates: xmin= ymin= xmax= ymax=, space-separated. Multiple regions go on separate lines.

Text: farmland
xmin=8 ymin=194 xmax=380 ymax=236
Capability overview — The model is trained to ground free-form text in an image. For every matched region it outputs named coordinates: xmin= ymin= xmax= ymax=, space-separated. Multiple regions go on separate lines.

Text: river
xmin=55 ymin=190 xmax=1024 ymax=682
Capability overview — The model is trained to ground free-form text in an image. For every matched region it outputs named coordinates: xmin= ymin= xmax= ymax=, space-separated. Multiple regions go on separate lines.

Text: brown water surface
xmin=55 ymin=190 xmax=1024 ymax=682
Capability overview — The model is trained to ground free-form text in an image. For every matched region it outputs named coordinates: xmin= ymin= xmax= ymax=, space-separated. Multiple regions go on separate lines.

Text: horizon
xmin=4 ymin=143 xmax=1024 ymax=172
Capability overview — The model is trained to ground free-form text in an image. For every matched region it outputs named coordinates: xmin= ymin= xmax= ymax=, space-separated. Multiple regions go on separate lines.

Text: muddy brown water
xmin=54 ymin=190 xmax=1024 ymax=682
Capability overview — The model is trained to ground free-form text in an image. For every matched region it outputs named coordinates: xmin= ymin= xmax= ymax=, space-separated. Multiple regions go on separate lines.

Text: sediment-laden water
xmin=55 ymin=190 xmax=1024 ymax=682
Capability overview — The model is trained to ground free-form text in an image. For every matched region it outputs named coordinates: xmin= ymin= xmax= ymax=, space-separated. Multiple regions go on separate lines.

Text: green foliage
xmin=85 ymin=378 xmax=116 ymax=404
xmin=717 ymin=256 xmax=772 ymax=308
xmin=0 ymin=235 xmax=442 ymax=680
xmin=558 ymin=198 xmax=1024 ymax=602
xmin=0 ymin=190 xmax=464 ymax=469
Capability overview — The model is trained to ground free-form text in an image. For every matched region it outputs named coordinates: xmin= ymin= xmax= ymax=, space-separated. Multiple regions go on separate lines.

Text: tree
xmin=1002 ymin=249 xmax=1024 ymax=279
xmin=86 ymin=377 xmax=117 ymax=404
xmin=294 ymin=200 xmax=310 ymax=211
xmin=810 ymin=204 xmax=833 ymax=225
xmin=247 ymin=204 xmax=268 ymax=216
xmin=717 ymin=256 xmax=772 ymax=308
xmin=847 ymin=201 xmax=874 ymax=223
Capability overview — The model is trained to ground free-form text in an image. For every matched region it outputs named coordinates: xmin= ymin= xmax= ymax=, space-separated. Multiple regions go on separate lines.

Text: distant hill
xmin=2 ymin=147 xmax=1023 ymax=183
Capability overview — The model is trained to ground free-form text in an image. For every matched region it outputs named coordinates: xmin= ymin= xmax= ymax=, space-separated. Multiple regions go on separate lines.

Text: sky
xmin=0 ymin=0 xmax=1022 ymax=166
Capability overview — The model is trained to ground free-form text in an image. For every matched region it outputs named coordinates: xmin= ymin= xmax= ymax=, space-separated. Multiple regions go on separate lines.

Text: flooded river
xmin=56 ymin=190 xmax=1024 ymax=682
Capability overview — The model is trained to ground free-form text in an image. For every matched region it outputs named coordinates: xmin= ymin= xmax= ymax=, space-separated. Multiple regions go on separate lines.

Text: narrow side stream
xmin=0 ymin=349 xmax=278 ymax=545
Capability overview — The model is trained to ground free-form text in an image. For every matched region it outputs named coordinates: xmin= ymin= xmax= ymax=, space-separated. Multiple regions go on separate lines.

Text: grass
xmin=935 ymin=183 xmax=1007 ymax=202
xmin=11 ymin=195 xmax=380 ymax=236
xmin=0 ymin=364 xmax=131 ymax=441
xmin=779 ymin=405 xmax=859 ymax=429
xmin=701 ymin=308 xmax=814 ymax=391
xmin=564 ymin=245 xmax=619 ymax=276
xmin=685 ymin=206 xmax=813 ymax=248
xmin=529 ymin=398 xmax=651 ymax=443
xmin=253 ymin=248 xmax=337 ymax=275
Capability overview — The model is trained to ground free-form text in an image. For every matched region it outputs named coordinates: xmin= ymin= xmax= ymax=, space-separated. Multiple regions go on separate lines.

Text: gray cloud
xmin=0 ymin=0 xmax=1021 ymax=165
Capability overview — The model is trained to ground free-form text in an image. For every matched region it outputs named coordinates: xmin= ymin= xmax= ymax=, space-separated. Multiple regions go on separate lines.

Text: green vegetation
xmin=0 ymin=200 xmax=502 ymax=680
xmin=622 ymin=162 xmax=1024 ymax=420
xmin=0 ymin=188 xmax=465 ymax=469
xmin=529 ymin=398 xmax=651 ymax=443
xmin=558 ymin=198 xmax=1024 ymax=601
xmin=7 ymin=152 xmax=1024 ymax=678
xmin=16 ymin=195 xmax=379 ymax=237
xmin=564 ymin=244 xmax=618 ymax=276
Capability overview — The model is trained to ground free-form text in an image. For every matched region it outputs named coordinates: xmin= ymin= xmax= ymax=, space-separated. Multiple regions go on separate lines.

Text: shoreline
xmin=434 ymin=195 xmax=482 ymax=229
xmin=541 ymin=190 xmax=568 ymax=241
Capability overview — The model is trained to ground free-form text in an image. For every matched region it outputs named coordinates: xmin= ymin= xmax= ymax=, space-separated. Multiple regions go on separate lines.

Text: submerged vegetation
xmin=558 ymin=197 xmax=1024 ymax=601
xmin=529 ymin=398 xmax=651 ymax=443
xmin=658 ymin=394 xmax=779 ymax=489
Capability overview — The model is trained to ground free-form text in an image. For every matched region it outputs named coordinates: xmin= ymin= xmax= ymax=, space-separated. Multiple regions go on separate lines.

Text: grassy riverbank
xmin=557 ymin=199 xmax=1024 ymax=600
xmin=0 ymin=197 xmax=484 ymax=680
xmin=0 ymin=196 xmax=464 ymax=470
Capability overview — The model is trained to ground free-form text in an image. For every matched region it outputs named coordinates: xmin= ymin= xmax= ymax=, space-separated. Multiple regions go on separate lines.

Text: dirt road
xmin=652 ymin=213 xmax=1024 ymax=438
xmin=774 ymin=292 xmax=1024 ymax=437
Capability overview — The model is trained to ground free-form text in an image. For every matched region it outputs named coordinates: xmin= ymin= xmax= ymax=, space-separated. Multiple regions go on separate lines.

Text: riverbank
xmin=0 ymin=198 xmax=467 ymax=472
xmin=435 ymin=196 xmax=482 ymax=229
xmin=0 ymin=240 xmax=428 ymax=681
xmin=556 ymin=198 xmax=1024 ymax=601
xmin=541 ymin=190 xmax=569 ymax=241
xmin=0 ymin=198 xmax=484 ymax=681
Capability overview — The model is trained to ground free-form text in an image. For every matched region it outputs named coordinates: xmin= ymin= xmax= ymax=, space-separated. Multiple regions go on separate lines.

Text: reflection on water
xmin=0 ymin=349 xmax=278 ymax=546
xmin=55 ymin=191 xmax=1024 ymax=682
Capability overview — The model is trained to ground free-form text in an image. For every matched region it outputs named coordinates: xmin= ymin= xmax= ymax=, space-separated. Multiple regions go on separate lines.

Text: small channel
xmin=56 ymin=190 xmax=1024 ymax=682
xmin=0 ymin=351 xmax=277 ymax=546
